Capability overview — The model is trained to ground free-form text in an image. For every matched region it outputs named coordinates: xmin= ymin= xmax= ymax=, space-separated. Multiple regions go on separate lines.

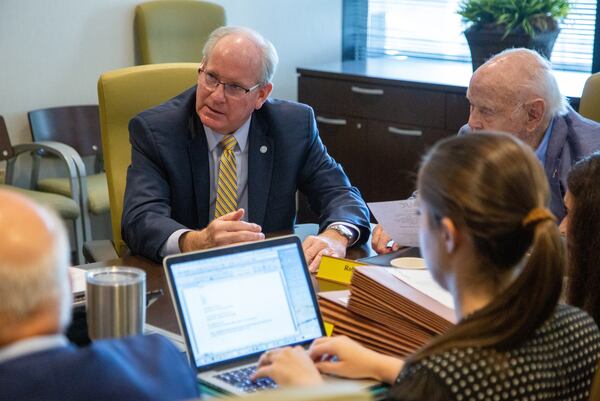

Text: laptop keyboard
xmin=215 ymin=366 xmax=277 ymax=392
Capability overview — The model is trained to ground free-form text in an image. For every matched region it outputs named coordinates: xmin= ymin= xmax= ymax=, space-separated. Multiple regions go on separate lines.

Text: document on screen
xmin=183 ymin=270 xmax=296 ymax=357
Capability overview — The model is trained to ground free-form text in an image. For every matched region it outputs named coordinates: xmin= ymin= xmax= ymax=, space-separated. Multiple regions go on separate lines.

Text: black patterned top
xmin=388 ymin=304 xmax=600 ymax=401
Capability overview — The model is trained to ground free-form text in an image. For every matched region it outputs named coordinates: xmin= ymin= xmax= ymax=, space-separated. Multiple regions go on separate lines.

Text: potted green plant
xmin=458 ymin=0 xmax=570 ymax=71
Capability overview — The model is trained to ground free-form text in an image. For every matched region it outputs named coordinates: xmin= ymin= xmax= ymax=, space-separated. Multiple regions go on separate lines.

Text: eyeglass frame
xmin=198 ymin=68 xmax=262 ymax=98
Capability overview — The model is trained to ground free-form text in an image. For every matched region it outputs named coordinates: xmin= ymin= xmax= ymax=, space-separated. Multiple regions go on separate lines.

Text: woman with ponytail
xmin=254 ymin=132 xmax=600 ymax=400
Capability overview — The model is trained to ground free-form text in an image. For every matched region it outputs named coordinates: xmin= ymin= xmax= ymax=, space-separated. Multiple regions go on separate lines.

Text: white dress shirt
xmin=162 ymin=118 xmax=251 ymax=256
xmin=0 ymin=334 xmax=68 ymax=365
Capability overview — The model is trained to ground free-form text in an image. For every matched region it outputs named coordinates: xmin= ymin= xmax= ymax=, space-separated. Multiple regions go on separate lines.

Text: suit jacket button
xmin=260 ymin=145 xmax=268 ymax=154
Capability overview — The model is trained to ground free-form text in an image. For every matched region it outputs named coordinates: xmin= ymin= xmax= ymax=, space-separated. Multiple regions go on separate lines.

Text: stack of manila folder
xmin=318 ymin=265 xmax=456 ymax=357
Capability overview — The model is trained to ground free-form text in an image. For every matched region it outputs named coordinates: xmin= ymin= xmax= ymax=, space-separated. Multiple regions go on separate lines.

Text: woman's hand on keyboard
xmin=252 ymin=346 xmax=323 ymax=386
xmin=309 ymin=336 xmax=404 ymax=384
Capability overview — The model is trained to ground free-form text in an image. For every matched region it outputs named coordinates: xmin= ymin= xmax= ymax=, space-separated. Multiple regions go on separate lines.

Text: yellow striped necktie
xmin=214 ymin=135 xmax=238 ymax=219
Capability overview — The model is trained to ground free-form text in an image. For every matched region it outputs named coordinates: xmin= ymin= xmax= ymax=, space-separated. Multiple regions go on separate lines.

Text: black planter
xmin=464 ymin=23 xmax=560 ymax=71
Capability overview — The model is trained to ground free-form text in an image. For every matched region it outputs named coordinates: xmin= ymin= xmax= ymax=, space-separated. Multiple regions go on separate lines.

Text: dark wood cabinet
xmin=296 ymin=59 xmax=471 ymax=222
xmin=312 ymin=113 xmax=368 ymax=193
xmin=366 ymin=121 xmax=448 ymax=202
xmin=299 ymin=76 xmax=447 ymax=127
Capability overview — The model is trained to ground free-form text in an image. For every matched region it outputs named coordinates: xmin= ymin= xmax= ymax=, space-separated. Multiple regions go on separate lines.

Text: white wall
xmin=0 ymin=0 xmax=342 ymax=144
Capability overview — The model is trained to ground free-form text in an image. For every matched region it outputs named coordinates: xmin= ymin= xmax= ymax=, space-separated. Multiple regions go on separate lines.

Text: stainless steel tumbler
xmin=86 ymin=267 xmax=146 ymax=340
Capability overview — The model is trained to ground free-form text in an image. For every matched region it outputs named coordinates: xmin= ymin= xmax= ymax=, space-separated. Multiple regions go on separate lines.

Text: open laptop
xmin=164 ymin=235 xmax=377 ymax=395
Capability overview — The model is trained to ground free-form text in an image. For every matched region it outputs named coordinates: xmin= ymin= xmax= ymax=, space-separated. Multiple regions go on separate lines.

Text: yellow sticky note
xmin=317 ymin=280 xmax=348 ymax=292
xmin=324 ymin=321 xmax=334 ymax=337
xmin=316 ymin=255 xmax=367 ymax=285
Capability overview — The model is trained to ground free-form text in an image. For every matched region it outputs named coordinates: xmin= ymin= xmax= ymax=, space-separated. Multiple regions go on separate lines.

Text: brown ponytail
xmin=408 ymin=132 xmax=564 ymax=363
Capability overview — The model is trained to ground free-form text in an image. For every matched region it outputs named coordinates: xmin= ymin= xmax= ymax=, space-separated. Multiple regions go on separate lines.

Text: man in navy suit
xmin=0 ymin=189 xmax=199 ymax=401
xmin=122 ymin=26 xmax=370 ymax=270
xmin=372 ymin=48 xmax=600 ymax=254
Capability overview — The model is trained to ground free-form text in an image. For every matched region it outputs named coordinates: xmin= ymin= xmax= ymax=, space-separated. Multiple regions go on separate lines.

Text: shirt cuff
xmin=160 ymin=229 xmax=192 ymax=257
xmin=325 ymin=222 xmax=360 ymax=247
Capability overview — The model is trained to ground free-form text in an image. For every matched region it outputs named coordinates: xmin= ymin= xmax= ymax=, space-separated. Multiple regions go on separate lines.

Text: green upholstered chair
xmin=28 ymin=105 xmax=108 ymax=243
xmin=91 ymin=63 xmax=198 ymax=260
xmin=579 ymin=72 xmax=600 ymax=123
xmin=0 ymin=115 xmax=85 ymax=263
xmin=135 ymin=0 xmax=226 ymax=64
xmin=209 ymin=384 xmax=373 ymax=401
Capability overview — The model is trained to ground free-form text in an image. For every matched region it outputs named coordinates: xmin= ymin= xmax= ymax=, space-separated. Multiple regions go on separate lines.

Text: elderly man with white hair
xmin=0 ymin=189 xmax=199 ymax=401
xmin=372 ymin=48 xmax=600 ymax=254
xmin=463 ymin=48 xmax=600 ymax=221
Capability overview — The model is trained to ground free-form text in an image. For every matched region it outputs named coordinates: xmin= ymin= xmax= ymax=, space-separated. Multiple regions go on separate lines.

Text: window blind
xmin=345 ymin=0 xmax=597 ymax=72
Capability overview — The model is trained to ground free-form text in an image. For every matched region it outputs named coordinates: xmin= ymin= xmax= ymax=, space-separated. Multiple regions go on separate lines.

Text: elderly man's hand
xmin=252 ymin=346 xmax=324 ymax=387
xmin=179 ymin=209 xmax=264 ymax=252
xmin=371 ymin=224 xmax=400 ymax=255
xmin=302 ymin=230 xmax=348 ymax=273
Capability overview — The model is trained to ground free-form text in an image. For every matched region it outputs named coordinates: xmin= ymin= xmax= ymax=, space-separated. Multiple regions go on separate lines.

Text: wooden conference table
xmin=75 ymin=225 xmax=378 ymax=335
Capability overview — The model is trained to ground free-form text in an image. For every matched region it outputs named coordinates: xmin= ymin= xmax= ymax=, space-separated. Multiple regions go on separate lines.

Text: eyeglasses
xmin=198 ymin=68 xmax=261 ymax=99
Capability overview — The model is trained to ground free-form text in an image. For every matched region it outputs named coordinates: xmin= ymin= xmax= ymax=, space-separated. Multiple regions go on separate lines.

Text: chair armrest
xmin=83 ymin=239 xmax=119 ymax=263
xmin=10 ymin=141 xmax=83 ymax=195
xmin=32 ymin=140 xmax=88 ymax=179
xmin=11 ymin=141 xmax=93 ymax=241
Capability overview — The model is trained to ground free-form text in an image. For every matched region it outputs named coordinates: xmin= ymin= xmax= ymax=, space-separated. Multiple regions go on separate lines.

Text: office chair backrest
xmin=28 ymin=105 xmax=102 ymax=159
xmin=135 ymin=0 xmax=226 ymax=64
xmin=97 ymin=63 xmax=198 ymax=255
xmin=579 ymin=72 xmax=600 ymax=123
xmin=0 ymin=116 xmax=15 ymax=162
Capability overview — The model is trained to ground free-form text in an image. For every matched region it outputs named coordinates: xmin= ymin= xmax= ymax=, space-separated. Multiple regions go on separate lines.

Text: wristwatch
xmin=327 ymin=224 xmax=356 ymax=245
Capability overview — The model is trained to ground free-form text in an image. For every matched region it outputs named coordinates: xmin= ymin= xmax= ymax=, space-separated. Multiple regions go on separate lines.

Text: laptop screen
xmin=165 ymin=237 xmax=324 ymax=371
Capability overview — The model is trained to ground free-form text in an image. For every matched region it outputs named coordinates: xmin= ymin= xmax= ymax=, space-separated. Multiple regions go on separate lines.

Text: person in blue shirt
xmin=372 ymin=48 xmax=600 ymax=254
xmin=0 ymin=189 xmax=199 ymax=401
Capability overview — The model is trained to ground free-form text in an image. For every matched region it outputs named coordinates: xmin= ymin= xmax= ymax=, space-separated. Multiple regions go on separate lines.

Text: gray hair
xmin=487 ymin=48 xmax=569 ymax=118
xmin=0 ymin=205 xmax=72 ymax=331
xmin=201 ymin=26 xmax=279 ymax=85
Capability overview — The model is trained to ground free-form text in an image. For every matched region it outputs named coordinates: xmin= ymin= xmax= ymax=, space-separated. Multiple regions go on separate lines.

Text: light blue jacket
xmin=459 ymin=107 xmax=600 ymax=221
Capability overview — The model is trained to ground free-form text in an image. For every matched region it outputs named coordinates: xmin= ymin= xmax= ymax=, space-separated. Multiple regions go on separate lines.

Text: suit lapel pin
xmin=260 ymin=145 xmax=268 ymax=154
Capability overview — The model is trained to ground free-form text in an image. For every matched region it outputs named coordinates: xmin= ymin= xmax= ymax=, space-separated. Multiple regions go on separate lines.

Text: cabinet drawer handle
xmin=388 ymin=126 xmax=423 ymax=136
xmin=316 ymin=116 xmax=347 ymax=126
xmin=351 ymin=86 xmax=384 ymax=96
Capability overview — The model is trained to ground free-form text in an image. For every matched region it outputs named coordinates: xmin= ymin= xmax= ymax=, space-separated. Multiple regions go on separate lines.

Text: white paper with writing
xmin=368 ymin=198 xmax=420 ymax=247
